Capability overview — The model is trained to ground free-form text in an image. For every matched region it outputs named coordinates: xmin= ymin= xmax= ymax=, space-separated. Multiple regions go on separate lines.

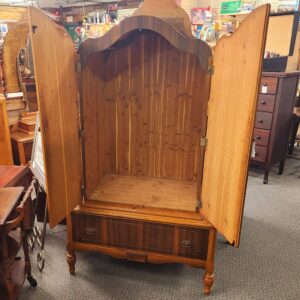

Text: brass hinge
xmin=200 ymin=137 xmax=208 ymax=147
xmin=81 ymin=185 xmax=86 ymax=200
xmin=207 ymin=64 xmax=214 ymax=75
xmin=196 ymin=198 xmax=201 ymax=212
xmin=32 ymin=25 xmax=37 ymax=33
xmin=79 ymin=128 xmax=84 ymax=138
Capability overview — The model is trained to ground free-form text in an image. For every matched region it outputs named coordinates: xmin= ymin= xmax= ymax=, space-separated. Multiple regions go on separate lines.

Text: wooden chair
xmin=0 ymin=181 xmax=37 ymax=299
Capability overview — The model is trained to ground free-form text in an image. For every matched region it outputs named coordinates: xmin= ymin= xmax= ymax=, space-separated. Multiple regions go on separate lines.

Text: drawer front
xmin=260 ymin=77 xmax=278 ymax=94
xmin=72 ymin=213 xmax=103 ymax=244
xmin=255 ymin=112 xmax=273 ymax=130
xmin=177 ymin=227 xmax=209 ymax=260
xmin=143 ymin=223 xmax=174 ymax=254
xmin=72 ymin=213 xmax=209 ymax=260
xmin=257 ymin=94 xmax=276 ymax=113
xmin=106 ymin=218 xmax=140 ymax=250
xmin=252 ymin=145 xmax=268 ymax=163
xmin=253 ymin=128 xmax=270 ymax=147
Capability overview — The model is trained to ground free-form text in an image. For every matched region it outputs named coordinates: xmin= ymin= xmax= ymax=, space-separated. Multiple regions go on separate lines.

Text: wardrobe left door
xmin=28 ymin=7 xmax=82 ymax=227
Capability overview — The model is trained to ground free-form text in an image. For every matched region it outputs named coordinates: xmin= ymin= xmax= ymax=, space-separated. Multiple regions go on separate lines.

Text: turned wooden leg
xmin=67 ymin=246 xmax=76 ymax=275
xmin=203 ymin=272 xmax=214 ymax=296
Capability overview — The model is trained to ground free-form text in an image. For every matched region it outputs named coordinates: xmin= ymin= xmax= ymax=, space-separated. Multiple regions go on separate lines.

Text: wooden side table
xmin=0 ymin=186 xmax=37 ymax=299
xmin=10 ymin=131 xmax=34 ymax=166
xmin=0 ymin=166 xmax=33 ymax=230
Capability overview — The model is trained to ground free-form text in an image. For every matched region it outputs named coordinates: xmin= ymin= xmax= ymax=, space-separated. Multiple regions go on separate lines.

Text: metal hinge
xmin=81 ymin=185 xmax=86 ymax=200
xmin=79 ymin=128 xmax=84 ymax=138
xmin=32 ymin=25 xmax=37 ymax=33
xmin=200 ymin=137 xmax=208 ymax=147
xmin=196 ymin=198 xmax=201 ymax=211
xmin=207 ymin=64 xmax=214 ymax=75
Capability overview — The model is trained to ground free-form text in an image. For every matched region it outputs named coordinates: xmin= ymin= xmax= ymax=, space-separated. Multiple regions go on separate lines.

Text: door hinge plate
xmin=200 ymin=137 xmax=208 ymax=147
xmin=81 ymin=185 xmax=86 ymax=200
xmin=207 ymin=64 xmax=214 ymax=75
xmin=79 ymin=129 xmax=84 ymax=138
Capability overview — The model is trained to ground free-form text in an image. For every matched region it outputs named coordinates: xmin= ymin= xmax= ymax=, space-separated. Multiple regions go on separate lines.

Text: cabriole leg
xmin=67 ymin=244 xmax=76 ymax=275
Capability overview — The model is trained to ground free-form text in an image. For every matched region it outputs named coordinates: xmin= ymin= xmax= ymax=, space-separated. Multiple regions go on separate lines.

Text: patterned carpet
xmin=20 ymin=149 xmax=300 ymax=300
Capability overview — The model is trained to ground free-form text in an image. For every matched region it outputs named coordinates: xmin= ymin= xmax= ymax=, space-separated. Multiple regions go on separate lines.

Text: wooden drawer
xmin=252 ymin=145 xmax=268 ymax=163
xmin=177 ymin=226 xmax=209 ymax=260
xmin=253 ymin=128 xmax=270 ymax=147
xmin=72 ymin=213 xmax=209 ymax=260
xmin=257 ymin=94 xmax=276 ymax=113
xmin=255 ymin=112 xmax=273 ymax=130
xmin=72 ymin=213 xmax=103 ymax=244
xmin=260 ymin=77 xmax=278 ymax=94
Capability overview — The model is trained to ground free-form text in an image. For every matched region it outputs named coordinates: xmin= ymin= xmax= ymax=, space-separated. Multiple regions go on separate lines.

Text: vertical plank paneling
xmin=82 ymin=31 xmax=210 ymax=192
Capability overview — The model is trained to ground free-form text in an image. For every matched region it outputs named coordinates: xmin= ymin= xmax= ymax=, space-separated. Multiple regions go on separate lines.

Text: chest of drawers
xmin=251 ymin=72 xmax=299 ymax=183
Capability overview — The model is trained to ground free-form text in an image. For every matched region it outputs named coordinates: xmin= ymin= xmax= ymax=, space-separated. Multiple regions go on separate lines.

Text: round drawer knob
xmin=256 ymin=136 xmax=261 ymax=140
xmin=261 ymin=100 xmax=266 ymax=104
xmin=258 ymin=119 xmax=263 ymax=123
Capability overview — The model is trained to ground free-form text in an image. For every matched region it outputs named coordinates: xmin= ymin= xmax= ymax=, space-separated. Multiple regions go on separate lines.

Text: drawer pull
xmin=256 ymin=135 xmax=261 ymax=140
xmin=258 ymin=119 xmax=263 ymax=123
xmin=181 ymin=240 xmax=193 ymax=248
xmin=261 ymin=100 xmax=266 ymax=104
xmin=85 ymin=227 xmax=96 ymax=235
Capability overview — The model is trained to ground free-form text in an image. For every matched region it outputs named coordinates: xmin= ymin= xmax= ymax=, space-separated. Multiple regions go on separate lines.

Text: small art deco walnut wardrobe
xmin=26 ymin=1 xmax=270 ymax=295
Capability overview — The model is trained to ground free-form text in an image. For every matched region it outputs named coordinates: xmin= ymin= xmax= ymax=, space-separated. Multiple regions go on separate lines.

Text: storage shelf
xmin=89 ymin=175 xmax=198 ymax=212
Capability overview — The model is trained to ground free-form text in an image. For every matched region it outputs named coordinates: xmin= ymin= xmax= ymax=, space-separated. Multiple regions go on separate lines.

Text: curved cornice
xmin=79 ymin=15 xmax=212 ymax=72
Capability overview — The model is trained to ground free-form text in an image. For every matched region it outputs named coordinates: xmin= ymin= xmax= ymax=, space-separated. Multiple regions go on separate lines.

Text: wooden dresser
xmin=251 ymin=72 xmax=299 ymax=183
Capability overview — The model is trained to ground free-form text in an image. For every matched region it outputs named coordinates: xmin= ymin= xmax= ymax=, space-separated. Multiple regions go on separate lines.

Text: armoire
xmin=26 ymin=1 xmax=269 ymax=295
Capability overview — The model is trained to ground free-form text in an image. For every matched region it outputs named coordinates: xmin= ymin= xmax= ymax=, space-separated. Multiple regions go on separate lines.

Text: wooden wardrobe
xmin=26 ymin=1 xmax=269 ymax=295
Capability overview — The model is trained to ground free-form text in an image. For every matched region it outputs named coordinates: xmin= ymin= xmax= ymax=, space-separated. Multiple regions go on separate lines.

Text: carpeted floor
xmin=20 ymin=149 xmax=300 ymax=300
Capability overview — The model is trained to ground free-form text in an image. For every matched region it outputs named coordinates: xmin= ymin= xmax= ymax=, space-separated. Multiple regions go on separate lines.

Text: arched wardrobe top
xmin=79 ymin=15 xmax=212 ymax=72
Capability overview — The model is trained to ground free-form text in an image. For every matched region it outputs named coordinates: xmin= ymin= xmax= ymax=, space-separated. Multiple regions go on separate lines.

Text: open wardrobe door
xmin=201 ymin=5 xmax=270 ymax=246
xmin=28 ymin=7 xmax=82 ymax=227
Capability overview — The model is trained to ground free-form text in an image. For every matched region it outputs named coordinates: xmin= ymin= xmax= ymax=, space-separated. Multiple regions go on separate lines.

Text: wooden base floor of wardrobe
xmin=67 ymin=203 xmax=217 ymax=295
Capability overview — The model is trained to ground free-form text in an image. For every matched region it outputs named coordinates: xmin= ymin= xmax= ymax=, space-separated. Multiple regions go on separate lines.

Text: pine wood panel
xmin=28 ymin=7 xmax=81 ymax=227
xmin=0 ymin=98 xmax=13 ymax=165
xmin=90 ymin=175 xmax=197 ymax=211
xmin=201 ymin=5 xmax=270 ymax=246
xmin=82 ymin=31 xmax=210 ymax=199
xmin=2 ymin=19 xmax=29 ymax=93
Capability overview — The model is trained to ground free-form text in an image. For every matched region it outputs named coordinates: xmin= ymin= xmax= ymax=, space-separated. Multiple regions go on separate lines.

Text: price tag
xmin=261 ymin=85 xmax=268 ymax=94
xmin=251 ymin=140 xmax=256 ymax=158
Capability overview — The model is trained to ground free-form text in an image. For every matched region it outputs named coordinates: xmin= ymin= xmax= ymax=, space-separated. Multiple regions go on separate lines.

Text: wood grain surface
xmin=82 ymin=31 xmax=210 ymax=201
xmin=0 ymin=98 xmax=13 ymax=165
xmin=201 ymin=5 xmax=270 ymax=246
xmin=89 ymin=175 xmax=197 ymax=211
xmin=28 ymin=7 xmax=81 ymax=227
xmin=2 ymin=18 xmax=29 ymax=93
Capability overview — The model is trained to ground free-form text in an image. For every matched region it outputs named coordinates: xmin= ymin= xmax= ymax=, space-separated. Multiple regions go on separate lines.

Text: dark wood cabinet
xmin=251 ymin=72 xmax=299 ymax=183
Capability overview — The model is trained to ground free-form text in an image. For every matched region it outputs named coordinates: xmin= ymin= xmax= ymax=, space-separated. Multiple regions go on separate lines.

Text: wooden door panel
xmin=28 ymin=7 xmax=81 ymax=227
xmin=201 ymin=5 xmax=270 ymax=246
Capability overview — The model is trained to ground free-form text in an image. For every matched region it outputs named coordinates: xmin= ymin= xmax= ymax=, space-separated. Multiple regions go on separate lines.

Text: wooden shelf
xmin=89 ymin=175 xmax=198 ymax=212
